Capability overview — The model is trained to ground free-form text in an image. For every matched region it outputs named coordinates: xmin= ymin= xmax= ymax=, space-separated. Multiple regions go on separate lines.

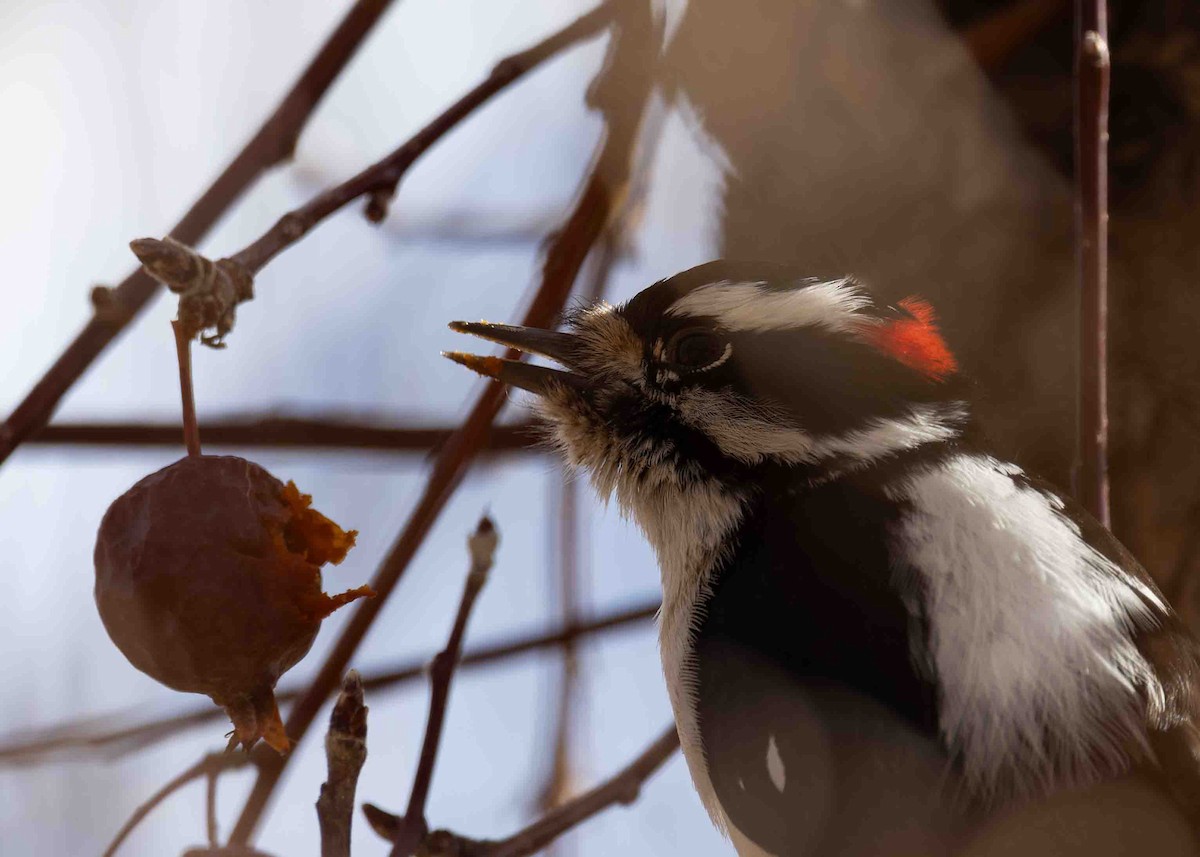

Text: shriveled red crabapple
xmin=94 ymin=455 xmax=372 ymax=752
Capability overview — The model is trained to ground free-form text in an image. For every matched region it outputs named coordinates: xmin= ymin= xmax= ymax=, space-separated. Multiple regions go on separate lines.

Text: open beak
xmin=444 ymin=320 xmax=585 ymax=396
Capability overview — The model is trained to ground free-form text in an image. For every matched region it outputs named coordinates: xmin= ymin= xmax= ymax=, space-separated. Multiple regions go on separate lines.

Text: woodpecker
xmin=447 ymin=261 xmax=1200 ymax=856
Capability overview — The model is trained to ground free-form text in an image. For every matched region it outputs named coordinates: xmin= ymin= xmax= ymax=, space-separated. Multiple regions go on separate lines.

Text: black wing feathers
xmin=695 ymin=474 xmax=945 ymax=854
xmin=1017 ymin=471 xmax=1200 ymax=831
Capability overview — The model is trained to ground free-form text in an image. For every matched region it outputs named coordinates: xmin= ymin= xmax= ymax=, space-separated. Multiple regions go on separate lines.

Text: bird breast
xmin=614 ymin=469 xmax=747 ymax=826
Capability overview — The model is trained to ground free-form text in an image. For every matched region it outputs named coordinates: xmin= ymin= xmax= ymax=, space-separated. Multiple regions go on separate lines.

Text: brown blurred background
xmin=4 ymin=1 xmax=1200 ymax=854
xmin=657 ymin=0 xmax=1200 ymax=620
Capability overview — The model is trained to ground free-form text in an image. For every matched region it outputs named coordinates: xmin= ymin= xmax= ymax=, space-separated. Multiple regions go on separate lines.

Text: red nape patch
xmin=865 ymin=297 xmax=958 ymax=381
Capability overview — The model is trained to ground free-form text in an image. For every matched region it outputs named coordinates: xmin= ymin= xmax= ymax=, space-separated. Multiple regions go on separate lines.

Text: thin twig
xmin=1074 ymin=0 xmax=1111 ymax=526
xmin=529 ymin=103 xmax=660 ymax=835
xmin=229 ymin=2 xmax=619 ymax=275
xmin=530 ymin=141 xmax=647 ymax=827
xmin=317 ymin=671 xmax=369 ymax=857
xmin=206 ymin=767 xmax=220 ymax=848
xmin=29 ymin=418 xmax=532 ymax=454
xmin=485 ymin=726 xmax=678 ymax=857
xmin=0 ymin=601 xmax=658 ymax=766
xmin=536 ymin=472 xmax=583 ymax=839
xmin=0 ymin=0 xmax=399 ymax=466
xmin=172 ymin=320 xmax=202 ymax=456
xmin=28 ymin=417 xmax=538 ymax=455
xmin=386 ymin=518 xmax=499 ymax=856
xmin=101 ymin=752 xmax=247 ymax=857
xmin=126 ymin=1 xmax=619 ymax=343
xmin=134 ymin=239 xmax=254 ymax=348
xmin=227 ymin=2 xmax=658 ymax=844
xmin=278 ymin=194 xmax=567 ymax=248
xmin=366 ymin=726 xmax=679 ymax=857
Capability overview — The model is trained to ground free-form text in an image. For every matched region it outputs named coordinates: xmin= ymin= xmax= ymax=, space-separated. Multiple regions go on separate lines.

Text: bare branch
xmin=172 ymin=320 xmax=202 ymax=456
xmin=0 ymin=0 xmax=400 ymax=466
xmin=528 ymin=104 xmax=661 ymax=831
xmin=228 ymin=1 xmax=619 ymax=274
xmin=484 ymin=726 xmax=678 ymax=857
xmin=227 ymin=1 xmax=659 ymax=844
xmin=1074 ymin=0 xmax=1111 ymax=525
xmin=101 ymin=752 xmax=248 ymax=857
xmin=206 ymin=766 xmax=220 ymax=848
xmin=365 ymin=726 xmax=679 ymax=857
xmin=135 ymin=240 xmax=254 ymax=347
xmin=535 ymin=474 xmax=584 ymax=832
xmin=28 ymin=417 xmax=538 ymax=455
xmin=318 ymin=671 xmax=370 ymax=857
xmin=384 ymin=517 xmax=499 ymax=855
xmin=130 ymin=0 xmax=621 ymax=348
xmin=0 ymin=601 xmax=657 ymax=766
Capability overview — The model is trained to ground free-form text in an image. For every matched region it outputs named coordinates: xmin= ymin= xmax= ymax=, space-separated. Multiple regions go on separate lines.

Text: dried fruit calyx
xmin=94 ymin=455 xmax=373 ymax=752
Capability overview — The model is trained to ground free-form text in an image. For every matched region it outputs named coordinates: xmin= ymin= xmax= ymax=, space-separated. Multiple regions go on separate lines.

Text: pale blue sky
xmin=0 ymin=1 xmax=727 ymax=854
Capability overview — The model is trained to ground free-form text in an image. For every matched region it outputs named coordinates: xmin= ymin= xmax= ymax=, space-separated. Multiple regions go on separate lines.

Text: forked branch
xmin=227 ymin=0 xmax=659 ymax=844
xmin=128 ymin=0 xmax=620 ymax=347
xmin=317 ymin=671 xmax=370 ymax=857
xmin=364 ymin=725 xmax=679 ymax=857
xmin=377 ymin=518 xmax=499 ymax=856
xmin=28 ymin=417 xmax=539 ymax=455
xmin=101 ymin=751 xmax=249 ymax=857
xmin=0 ymin=0 xmax=400 ymax=464
xmin=483 ymin=725 xmax=678 ymax=857
xmin=0 ymin=601 xmax=658 ymax=766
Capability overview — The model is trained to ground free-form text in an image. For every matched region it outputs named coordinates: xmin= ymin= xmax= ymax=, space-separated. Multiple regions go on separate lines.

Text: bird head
xmin=447 ymin=261 xmax=969 ymax=497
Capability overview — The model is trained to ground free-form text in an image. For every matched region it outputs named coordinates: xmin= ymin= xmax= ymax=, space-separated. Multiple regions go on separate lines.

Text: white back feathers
xmin=889 ymin=454 xmax=1164 ymax=799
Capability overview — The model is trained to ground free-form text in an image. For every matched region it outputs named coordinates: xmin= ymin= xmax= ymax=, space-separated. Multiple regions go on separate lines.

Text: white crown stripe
xmin=666 ymin=279 xmax=872 ymax=334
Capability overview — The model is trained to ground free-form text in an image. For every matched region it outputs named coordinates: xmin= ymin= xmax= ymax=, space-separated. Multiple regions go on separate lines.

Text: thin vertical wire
xmin=1074 ymin=0 xmax=1111 ymax=526
xmin=538 ymin=469 xmax=583 ymax=857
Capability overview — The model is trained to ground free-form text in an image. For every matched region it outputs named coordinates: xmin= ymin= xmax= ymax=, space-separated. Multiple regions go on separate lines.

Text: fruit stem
xmin=172 ymin=320 xmax=202 ymax=457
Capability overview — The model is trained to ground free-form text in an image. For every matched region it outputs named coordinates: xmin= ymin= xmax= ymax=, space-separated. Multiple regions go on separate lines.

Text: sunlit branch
xmin=28 ymin=418 xmax=538 ymax=455
xmin=226 ymin=1 xmax=658 ymax=844
xmin=365 ymin=725 xmax=680 ymax=857
xmin=381 ymin=518 xmax=499 ymax=856
xmin=101 ymin=752 xmax=249 ymax=857
xmin=0 ymin=0 xmax=401 ymax=466
xmin=0 ymin=601 xmax=658 ymax=766
xmin=317 ymin=671 xmax=369 ymax=857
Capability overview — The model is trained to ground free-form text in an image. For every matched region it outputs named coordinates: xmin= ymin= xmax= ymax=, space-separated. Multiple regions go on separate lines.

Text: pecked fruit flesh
xmin=94 ymin=455 xmax=372 ymax=752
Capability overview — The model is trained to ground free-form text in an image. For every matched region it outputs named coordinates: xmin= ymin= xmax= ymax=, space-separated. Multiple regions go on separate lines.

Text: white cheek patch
xmin=673 ymin=391 xmax=963 ymax=469
xmin=889 ymin=454 xmax=1163 ymax=801
xmin=666 ymin=279 xmax=873 ymax=335
xmin=673 ymin=388 xmax=816 ymax=464
xmin=807 ymin=404 xmax=966 ymax=463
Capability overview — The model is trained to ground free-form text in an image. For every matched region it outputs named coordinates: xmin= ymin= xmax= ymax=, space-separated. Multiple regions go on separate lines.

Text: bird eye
xmin=667 ymin=328 xmax=728 ymax=371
